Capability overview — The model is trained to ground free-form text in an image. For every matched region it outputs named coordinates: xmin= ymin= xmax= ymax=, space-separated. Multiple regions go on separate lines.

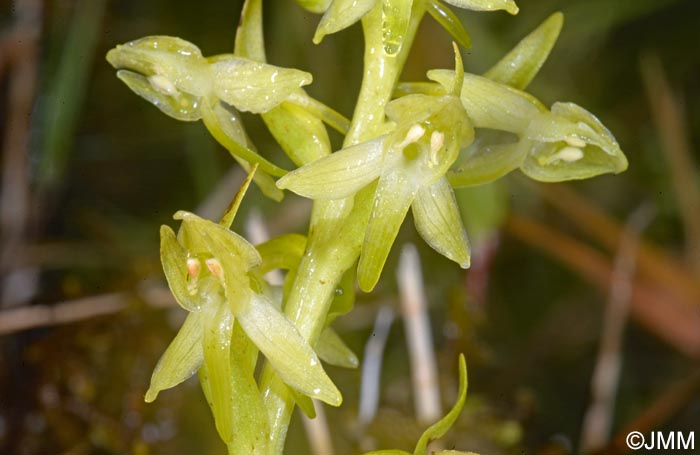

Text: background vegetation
xmin=1 ymin=0 xmax=699 ymax=453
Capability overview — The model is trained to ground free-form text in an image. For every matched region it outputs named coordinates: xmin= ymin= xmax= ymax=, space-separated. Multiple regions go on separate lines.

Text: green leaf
xmin=382 ymin=0 xmax=414 ymax=56
xmin=160 ymin=225 xmax=201 ymax=311
xmin=428 ymin=70 xmax=545 ymax=133
xmin=447 ymin=141 xmax=527 ymax=187
xmin=145 ymin=311 xmax=204 ymax=402
xmin=413 ymin=354 xmax=468 ymax=455
xmin=316 ymin=328 xmax=359 ymax=369
xmin=426 ymin=0 xmax=471 ymax=49
xmin=236 ymin=293 xmax=343 ymax=406
xmin=209 ymin=56 xmax=312 ymax=114
xmin=115 ymin=70 xmax=202 ymax=121
xmin=443 ymin=0 xmax=518 ymax=15
xmin=277 ymin=137 xmax=384 ymax=199
xmin=412 ymin=177 xmax=470 ymax=268
xmin=484 ymin=12 xmax=563 ymax=90
xmin=314 ymin=0 xmax=378 ymax=44
xmin=201 ymin=99 xmax=288 ymax=177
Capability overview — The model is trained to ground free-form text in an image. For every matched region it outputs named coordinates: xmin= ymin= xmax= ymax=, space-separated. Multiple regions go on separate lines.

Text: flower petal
xmin=145 ymin=311 xmax=204 ymax=403
xmin=237 ymin=293 xmax=342 ymax=406
xmin=201 ymin=300 xmax=236 ymax=443
xmin=199 ymin=318 xmax=271 ymax=453
xmin=412 ymin=177 xmax=470 ymax=268
xmin=201 ymin=99 xmax=288 ymax=177
xmin=443 ymin=0 xmax=518 ymax=15
xmin=209 ymin=56 xmax=312 ymax=114
xmin=484 ymin=12 xmax=563 ymax=89
xmin=106 ymin=36 xmax=210 ymax=96
xmin=428 ymin=70 xmax=545 ymax=133
xmin=314 ymin=0 xmax=379 ymax=44
xmin=174 ymin=211 xmax=262 ymax=271
xmin=358 ymin=167 xmax=418 ymax=291
xmin=160 ymin=225 xmax=201 ymax=311
xmin=426 ymin=0 xmax=471 ymax=49
xmin=520 ymin=139 xmax=628 ymax=182
xmin=447 ymin=140 xmax=527 ymax=187
xmin=234 ymin=0 xmax=266 ymax=61
xmin=277 ymin=136 xmax=384 ymax=199
xmin=115 ymin=70 xmax=202 ymax=121
xmin=316 ymin=327 xmax=359 ymax=369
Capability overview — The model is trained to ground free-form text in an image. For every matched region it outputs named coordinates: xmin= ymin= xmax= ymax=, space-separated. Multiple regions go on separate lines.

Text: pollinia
xmin=106 ymin=0 xmax=627 ymax=453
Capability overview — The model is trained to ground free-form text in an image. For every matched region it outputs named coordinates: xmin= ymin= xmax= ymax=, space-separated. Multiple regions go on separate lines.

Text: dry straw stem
xmin=397 ymin=243 xmax=442 ymax=425
xmin=640 ymin=52 xmax=700 ymax=273
xmin=579 ymin=204 xmax=655 ymax=453
xmin=505 ymin=213 xmax=700 ymax=358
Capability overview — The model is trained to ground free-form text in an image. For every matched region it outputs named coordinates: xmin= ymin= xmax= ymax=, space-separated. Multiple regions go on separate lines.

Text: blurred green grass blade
xmin=37 ymin=0 xmax=107 ymax=188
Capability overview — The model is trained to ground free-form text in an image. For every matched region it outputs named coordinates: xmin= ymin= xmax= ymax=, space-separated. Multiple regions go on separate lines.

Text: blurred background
xmin=1 ymin=0 xmax=699 ymax=453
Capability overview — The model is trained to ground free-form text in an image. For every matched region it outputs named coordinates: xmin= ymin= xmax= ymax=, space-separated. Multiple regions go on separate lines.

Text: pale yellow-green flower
xmin=278 ymin=48 xmax=473 ymax=291
xmin=106 ymin=35 xmax=315 ymax=200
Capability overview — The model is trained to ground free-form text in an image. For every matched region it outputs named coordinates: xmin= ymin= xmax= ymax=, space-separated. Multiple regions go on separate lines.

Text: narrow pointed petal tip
xmin=313 ymin=0 xmax=378 ymax=44
xmin=237 ymin=294 xmax=343 ymax=406
xmin=358 ymin=169 xmax=417 ymax=293
xmin=427 ymin=0 xmax=472 ymax=49
xmin=484 ymin=11 xmax=563 ymax=89
xmin=412 ymin=178 xmax=471 ymax=269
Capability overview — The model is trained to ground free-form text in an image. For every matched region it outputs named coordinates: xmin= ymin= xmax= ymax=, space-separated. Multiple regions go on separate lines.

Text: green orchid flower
xmin=395 ymin=13 xmax=626 ymax=187
xmin=106 ymin=36 xmax=314 ymax=200
xmin=428 ymin=68 xmax=627 ymax=186
xmin=313 ymin=0 xmax=517 ymax=55
xmin=148 ymin=209 xmax=341 ymax=404
xmin=278 ymin=47 xmax=473 ymax=291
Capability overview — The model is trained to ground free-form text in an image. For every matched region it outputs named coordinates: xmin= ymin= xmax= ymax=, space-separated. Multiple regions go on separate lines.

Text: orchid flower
xmin=106 ymin=36 xmax=314 ymax=200
xmin=278 ymin=47 xmax=473 ymax=291
xmin=394 ymin=13 xmax=627 ymax=187
xmin=144 ymin=168 xmax=342 ymax=450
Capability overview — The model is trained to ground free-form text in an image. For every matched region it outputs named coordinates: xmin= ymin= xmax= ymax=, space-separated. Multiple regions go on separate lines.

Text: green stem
xmin=259 ymin=2 xmax=427 ymax=452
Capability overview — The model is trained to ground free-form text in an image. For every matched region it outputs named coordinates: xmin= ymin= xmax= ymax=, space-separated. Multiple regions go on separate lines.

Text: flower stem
xmin=259 ymin=2 xmax=427 ymax=452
